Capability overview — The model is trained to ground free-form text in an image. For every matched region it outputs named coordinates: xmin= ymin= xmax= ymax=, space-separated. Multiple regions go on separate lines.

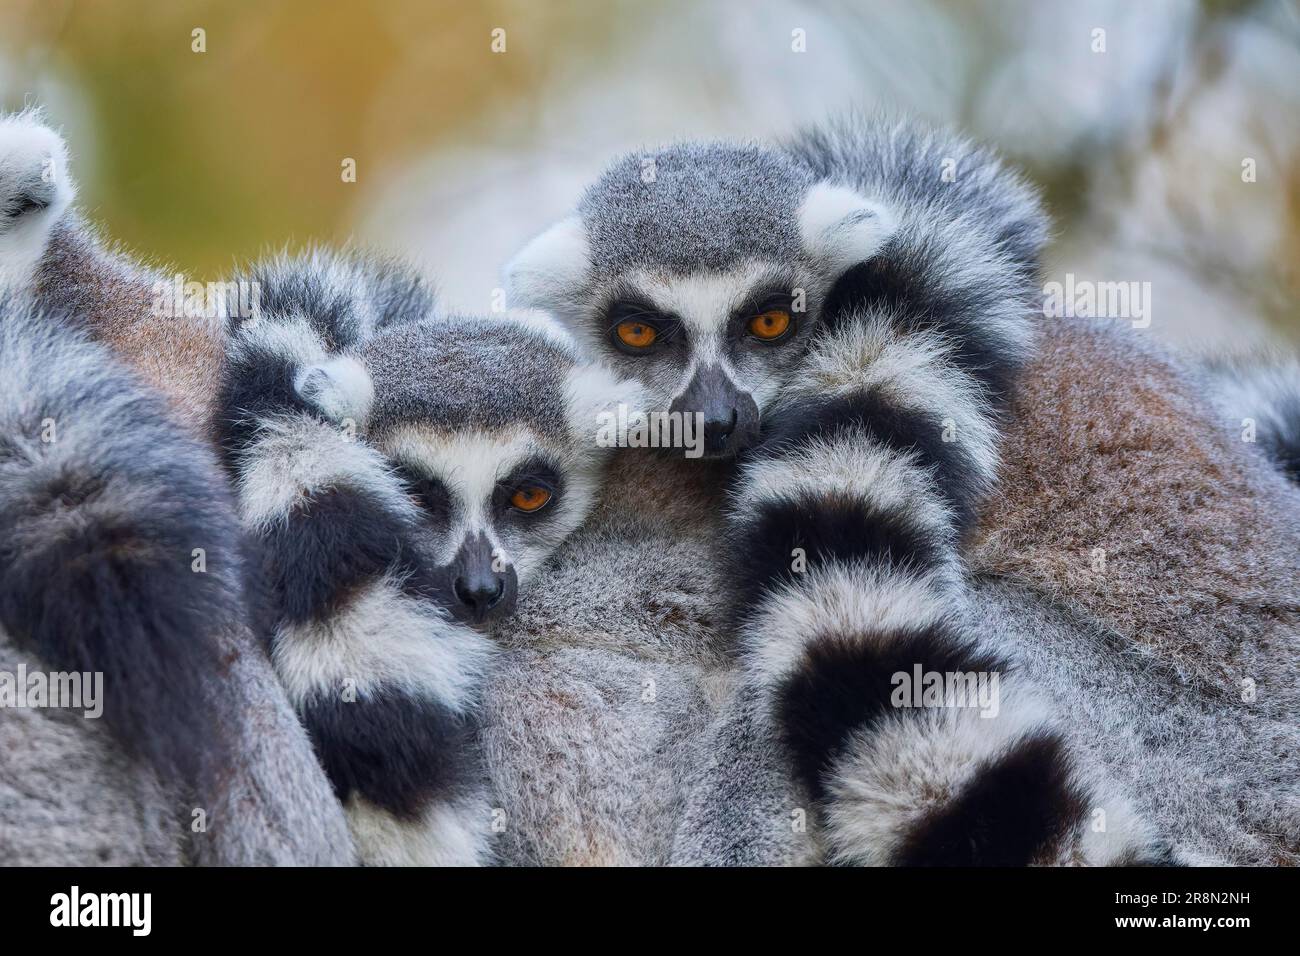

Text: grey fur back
xmin=970 ymin=577 xmax=1299 ymax=866
xmin=974 ymin=317 xmax=1300 ymax=865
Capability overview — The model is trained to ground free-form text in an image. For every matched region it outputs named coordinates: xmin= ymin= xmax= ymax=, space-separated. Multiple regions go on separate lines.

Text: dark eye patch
xmin=733 ymin=286 xmax=798 ymax=328
xmin=494 ymin=456 xmax=564 ymax=521
xmin=604 ymin=296 xmax=682 ymax=354
xmin=391 ymin=461 xmax=452 ymax=529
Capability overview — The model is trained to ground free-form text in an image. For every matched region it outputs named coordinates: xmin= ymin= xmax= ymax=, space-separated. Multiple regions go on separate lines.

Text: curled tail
xmin=0 ymin=297 xmax=237 ymax=787
xmin=730 ymin=308 xmax=1166 ymax=865
xmin=733 ymin=117 xmax=1170 ymax=865
xmin=0 ymin=297 xmax=355 ymax=865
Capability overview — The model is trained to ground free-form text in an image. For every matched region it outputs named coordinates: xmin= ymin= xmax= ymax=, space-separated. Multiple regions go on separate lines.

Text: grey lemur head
xmin=289 ymin=309 xmax=643 ymax=627
xmin=504 ymin=141 xmax=895 ymax=457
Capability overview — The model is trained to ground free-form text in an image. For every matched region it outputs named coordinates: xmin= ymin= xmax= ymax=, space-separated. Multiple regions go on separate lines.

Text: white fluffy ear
xmin=564 ymin=361 xmax=647 ymax=442
xmin=798 ymin=183 xmax=896 ymax=278
xmin=503 ymin=216 xmax=591 ymax=314
xmin=496 ymin=307 xmax=578 ymax=351
xmin=294 ymin=356 xmax=374 ymax=427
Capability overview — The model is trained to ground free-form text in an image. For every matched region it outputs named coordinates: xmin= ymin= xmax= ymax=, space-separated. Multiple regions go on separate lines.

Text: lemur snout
xmin=704 ymin=407 xmax=738 ymax=448
xmin=448 ymin=532 xmax=517 ymax=626
xmin=670 ymin=364 xmax=760 ymax=457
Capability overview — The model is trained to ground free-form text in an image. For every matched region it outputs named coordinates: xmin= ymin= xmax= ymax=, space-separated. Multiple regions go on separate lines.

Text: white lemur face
xmin=505 ymin=142 xmax=894 ymax=458
xmin=295 ymin=315 xmax=642 ymax=628
xmin=365 ymin=421 xmax=598 ymax=624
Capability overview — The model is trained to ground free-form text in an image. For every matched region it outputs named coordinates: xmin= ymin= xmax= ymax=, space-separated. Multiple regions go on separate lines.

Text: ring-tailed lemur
xmin=7 ymin=108 xmax=1294 ymax=865
xmin=504 ymin=115 xmax=1171 ymax=864
xmin=0 ymin=109 xmax=354 ymax=865
xmin=216 ymin=249 xmax=643 ymax=864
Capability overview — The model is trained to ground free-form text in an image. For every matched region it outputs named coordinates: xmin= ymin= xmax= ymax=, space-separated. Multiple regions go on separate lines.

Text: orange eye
xmin=510 ymin=485 xmax=552 ymax=513
xmin=615 ymin=320 xmax=658 ymax=349
xmin=749 ymin=310 xmax=792 ymax=341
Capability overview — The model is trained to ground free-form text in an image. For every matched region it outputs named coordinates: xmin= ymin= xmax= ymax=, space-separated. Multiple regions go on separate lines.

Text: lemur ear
xmin=797 ymin=183 xmax=896 ymax=278
xmin=497 ymin=307 xmax=579 ymax=351
xmin=294 ymin=356 xmax=374 ymax=427
xmin=504 ymin=216 xmax=591 ymax=314
xmin=564 ymin=361 xmax=647 ymax=443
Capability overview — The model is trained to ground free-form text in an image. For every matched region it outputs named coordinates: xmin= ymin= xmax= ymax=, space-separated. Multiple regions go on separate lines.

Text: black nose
xmin=669 ymin=365 xmax=761 ymax=458
xmin=702 ymin=407 xmax=738 ymax=452
xmin=446 ymin=532 xmax=517 ymax=626
xmin=454 ymin=575 xmax=505 ymax=615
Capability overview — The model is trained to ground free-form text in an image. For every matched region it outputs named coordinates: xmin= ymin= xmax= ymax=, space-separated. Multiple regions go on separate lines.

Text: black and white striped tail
xmin=218 ymin=252 xmax=494 ymax=865
xmin=730 ymin=309 xmax=1169 ymax=865
xmin=0 ymin=297 xmax=239 ymax=794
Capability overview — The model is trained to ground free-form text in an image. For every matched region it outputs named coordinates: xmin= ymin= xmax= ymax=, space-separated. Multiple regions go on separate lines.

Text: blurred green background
xmin=2 ymin=0 xmax=1297 ymax=346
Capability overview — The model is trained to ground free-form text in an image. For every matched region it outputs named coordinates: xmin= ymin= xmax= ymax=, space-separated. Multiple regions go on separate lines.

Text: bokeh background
xmin=1 ymin=0 xmax=1297 ymax=347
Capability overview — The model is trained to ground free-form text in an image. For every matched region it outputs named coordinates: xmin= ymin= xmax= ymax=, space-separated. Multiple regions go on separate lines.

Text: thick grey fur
xmin=0 ymin=298 xmax=354 ymax=865
xmin=364 ymin=317 xmax=571 ymax=439
xmin=493 ymin=114 xmax=1298 ymax=865
xmin=0 ymin=107 xmax=355 ymax=865
xmin=578 ymin=144 xmax=814 ymax=275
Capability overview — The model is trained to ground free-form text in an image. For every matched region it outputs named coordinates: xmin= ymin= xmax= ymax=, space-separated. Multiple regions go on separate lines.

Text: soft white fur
xmin=503 ymin=215 xmax=591 ymax=314
xmin=797 ymin=182 xmax=896 ymax=277
xmin=236 ymin=414 xmax=412 ymax=529
xmin=563 ymin=360 xmax=648 ymax=440
xmin=346 ymin=793 xmax=490 ymax=866
xmin=295 ymin=355 xmax=375 ymax=426
xmin=784 ymin=317 xmax=1001 ymax=489
xmin=735 ymin=429 xmax=954 ymax=541
xmin=741 ymin=563 xmax=953 ymax=690
xmin=273 ymin=574 xmax=493 ymax=713
xmin=0 ymin=110 xmax=75 ymax=293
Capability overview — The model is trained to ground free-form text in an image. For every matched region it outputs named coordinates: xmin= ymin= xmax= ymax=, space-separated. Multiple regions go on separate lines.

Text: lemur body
xmin=5 ymin=108 xmax=1295 ymax=865
xmin=0 ymin=110 xmax=353 ymax=865
xmin=506 ymin=114 xmax=1299 ymax=864
xmin=505 ymin=115 xmax=1170 ymax=864
xmin=216 ymin=251 xmax=644 ymax=864
xmin=481 ymin=320 xmax=1300 ymax=866
xmin=973 ymin=318 xmax=1300 ymax=865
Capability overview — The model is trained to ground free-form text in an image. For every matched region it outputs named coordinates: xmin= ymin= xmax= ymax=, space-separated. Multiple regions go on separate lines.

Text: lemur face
xmin=367 ymin=423 xmax=582 ymax=625
xmin=586 ymin=262 xmax=816 ymax=458
xmin=505 ymin=142 xmax=895 ymax=458
xmin=348 ymin=316 xmax=640 ymax=628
